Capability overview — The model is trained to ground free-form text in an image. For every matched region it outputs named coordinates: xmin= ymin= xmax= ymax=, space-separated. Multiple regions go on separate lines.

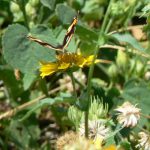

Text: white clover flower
xmin=79 ymin=120 xmax=109 ymax=141
xmin=136 ymin=132 xmax=150 ymax=150
xmin=115 ymin=101 xmax=141 ymax=127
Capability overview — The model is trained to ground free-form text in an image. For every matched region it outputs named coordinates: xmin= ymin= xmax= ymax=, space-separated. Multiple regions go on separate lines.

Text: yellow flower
xmin=40 ymin=62 xmax=59 ymax=78
xmin=40 ymin=53 xmax=100 ymax=78
xmin=103 ymin=145 xmax=117 ymax=150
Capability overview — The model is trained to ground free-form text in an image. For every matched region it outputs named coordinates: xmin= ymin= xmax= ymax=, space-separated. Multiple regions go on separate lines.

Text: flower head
xmin=56 ymin=131 xmax=98 ymax=150
xmin=40 ymin=53 xmax=100 ymax=78
xmin=115 ymin=101 xmax=141 ymax=127
xmin=136 ymin=132 xmax=150 ymax=150
xmin=79 ymin=120 xmax=110 ymax=141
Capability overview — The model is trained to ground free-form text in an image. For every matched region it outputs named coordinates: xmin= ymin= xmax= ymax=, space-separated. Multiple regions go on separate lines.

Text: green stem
xmin=74 ymin=78 xmax=85 ymax=89
xmin=18 ymin=0 xmax=29 ymax=29
xmin=37 ymin=6 xmax=44 ymax=24
xmin=124 ymin=0 xmax=137 ymax=28
xmin=105 ymin=18 xmax=113 ymax=34
xmin=101 ymin=0 xmax=114 ymax=33
xmin=70 ymin=72 xmax=77 ymax=98
xmin=84 ymin=0 xmax=114 ymax=138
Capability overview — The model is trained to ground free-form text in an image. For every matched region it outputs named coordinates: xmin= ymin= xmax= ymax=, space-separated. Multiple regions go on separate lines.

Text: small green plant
xmin=0 ymin=0 xmax=150 ymax=149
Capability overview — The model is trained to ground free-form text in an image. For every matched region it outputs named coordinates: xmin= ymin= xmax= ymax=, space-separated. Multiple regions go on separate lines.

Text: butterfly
xmin=27 ymin=14 xmax=78 ymax=52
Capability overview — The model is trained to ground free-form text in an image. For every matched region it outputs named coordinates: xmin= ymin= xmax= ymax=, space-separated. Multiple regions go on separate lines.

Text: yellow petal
xmin=84 ymin=55 xmax=95 ymax=66
xmin=74 ymin=54 xmax=86 ymax=67
xmin=39 ymin=62 xmax=58 ymax=78
xmin=84 ymin=55 xmax=110 ymax=66
xmin=58 ymin=62 xmax=70 ymax=70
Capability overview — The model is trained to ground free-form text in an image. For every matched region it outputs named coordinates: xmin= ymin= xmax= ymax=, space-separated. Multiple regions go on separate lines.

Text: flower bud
xmin=145 ymin=71 xmax=150 ymax=80
xmin=29 ymin=21 xmax=35 ymax=28
xmin=110 ymin=1 xmax=125 ymax=17
xmin=10 ymin=2 xmax=20 ymax=13
xmin=135 ymin=60 xmax=145 ymax=76
xmin=0 ymin=91 xmax=5 ymax=99
xmin=108 ymin=63 xmax=118 ymax=79
xmin=29 ymin=0 xmax=39 ymax=7
xmin=89 ymin=97 xmax=108 ymax=120
xmin=13 ymin=12 xmax=23 ymax=22
xmin=116 ymin=50 xmax=128 ymax=72
xmin=68 ymin=106 xmax=83 ymax=128
xmin=25 ymin=3 xmax=36 ymax=16
xmin=126 ymin=0 xmax=136 ymax=6
xmin=129 ymin=59 xmax=136 ymax=75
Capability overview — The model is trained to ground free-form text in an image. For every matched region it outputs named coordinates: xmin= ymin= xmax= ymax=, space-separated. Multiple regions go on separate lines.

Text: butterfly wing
xmin=27 ymin=14 xmax=78 ymax=52
xmin=27 ymin=35 xmax=62 ymax=52
xmin=62 ymin=16 xmax=78 ymax=51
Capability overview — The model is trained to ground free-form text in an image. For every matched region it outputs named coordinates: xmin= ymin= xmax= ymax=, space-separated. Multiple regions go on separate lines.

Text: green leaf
xmin=120 ymin=140 xmax=131 ymax=150
xmin=81 ymin=0 xmax=104 ymax=21
xmin=80 ymin=42 xmax=96 ymax=55
xmin=0 ymin=65 xmax=23 ymax=100
xmin=82 ymin=0 xmax=99 ymax=14
xmin=5 ymin=119 xmax=40 ymax=149
xmin=111 ymin=33 xmax=145 ymax=51
xmin=40 ymin=0 xmax=56 ymax=10
xmin=30 ymin=24 xmax=59 ymax=48
xmin=56 ymin=4 xmax=76 ymax=24
xmin=76 ymin=25 xmax=98 ymax=43
xmin=38 ymin=78 xmax=48 ymax=95
xmin=141 ymin=4 xmax=150 ymax=16
xmin=23 ymin=73 xmax=37 ymax=90
xmin=2 ymin=24 xmax=56 ymax=74
xmin=20 ymin=93 xmax=75 ymax=121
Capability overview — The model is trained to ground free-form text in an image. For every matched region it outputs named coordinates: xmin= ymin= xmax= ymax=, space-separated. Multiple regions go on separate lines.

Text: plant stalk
xmin=105 ymin=18 xmax=113 ymax=34
xmin=70 ymin=72 xmax=78 ymax=98
xmin=18 ymin=0 xmax=29 ymax=29
xmin=84 ymin=0 xmax=114 ymax=138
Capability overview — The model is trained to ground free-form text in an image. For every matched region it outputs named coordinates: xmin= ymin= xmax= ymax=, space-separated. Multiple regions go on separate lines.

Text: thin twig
xmin=100 ymin=44 xmax=125 ymax=51
xmin=0 ymin=86 xmax=61 ymax=120
xmin=100 ymin=44 xmax=150 ymax=58
xmin=141 ymin=113 xmax=150 ymax=119
xmin=137 ymin=125 xmax=150 ymax=135
xmin=108 ymin=24 xmax=145 ymax=35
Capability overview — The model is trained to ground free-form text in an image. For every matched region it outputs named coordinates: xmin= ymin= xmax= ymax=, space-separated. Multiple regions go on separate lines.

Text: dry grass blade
xmin=108 ymin=25 xmax=145 ymax=35
xmin=100 ymin=44 xmax=150 ymax=58
xmin=0 ymin=86 xmax=61 ymax=120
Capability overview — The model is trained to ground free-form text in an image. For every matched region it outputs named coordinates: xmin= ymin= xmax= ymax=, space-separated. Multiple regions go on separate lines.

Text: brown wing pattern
xmin=27 ymin=36 xmax=62 ymax=51
xmin=27 ymin=14 xmax=78 ymax=52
